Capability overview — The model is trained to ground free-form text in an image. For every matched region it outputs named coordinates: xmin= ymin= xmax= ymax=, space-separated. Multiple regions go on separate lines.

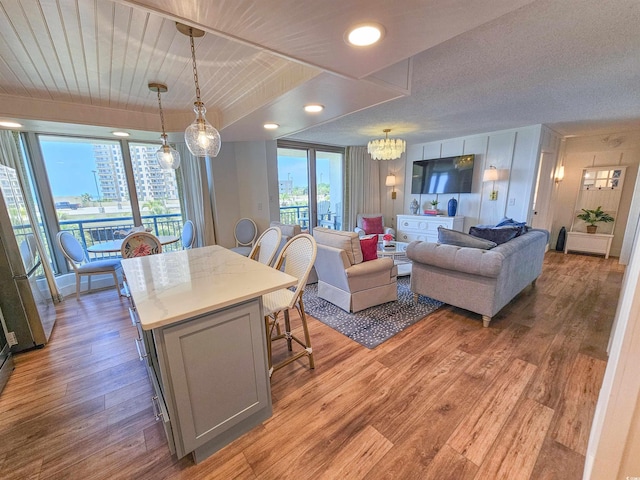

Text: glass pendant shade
xmin=149 ymin=82 xmax=180 ymax=170
xmin=184 ymin=102 xmax=221 ymax=157
xmin=156 ymin=143 xmax=181 ymax=170
xmin=367 ymin=129 xmax=406 ymax=160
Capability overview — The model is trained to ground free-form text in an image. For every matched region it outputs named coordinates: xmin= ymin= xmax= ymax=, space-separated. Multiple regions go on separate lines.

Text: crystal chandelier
xmin=367 ymin=129 xmax=406 ymax=160
xmin=149 ymin=82 xmax=181 ymax=170
xmin=176 ymin=23 xmax=221 ymax=158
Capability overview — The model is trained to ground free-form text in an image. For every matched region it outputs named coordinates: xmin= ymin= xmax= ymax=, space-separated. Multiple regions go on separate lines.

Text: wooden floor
xmin=0 ymin=251 xmax=623 ymax=479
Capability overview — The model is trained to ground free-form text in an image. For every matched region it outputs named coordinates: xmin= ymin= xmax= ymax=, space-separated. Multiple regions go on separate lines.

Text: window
xmin=29 ymin=134 xmax=185 ymax=273
xmin=277 ymin=143 xmax=344 ymax=231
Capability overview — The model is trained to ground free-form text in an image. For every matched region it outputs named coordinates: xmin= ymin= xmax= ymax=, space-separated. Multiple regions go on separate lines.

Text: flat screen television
xmin=411 ymin=154 xmax=475 ymax=194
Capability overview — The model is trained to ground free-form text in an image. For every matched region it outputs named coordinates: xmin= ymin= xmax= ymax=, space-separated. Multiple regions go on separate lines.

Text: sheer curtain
xmin=175 ymin=143 xmax=216 ymax=247
xmin=0 ymin=130 xmax=62 ymax=302
xmin=344 ymin=146 xmax=382 ymax=231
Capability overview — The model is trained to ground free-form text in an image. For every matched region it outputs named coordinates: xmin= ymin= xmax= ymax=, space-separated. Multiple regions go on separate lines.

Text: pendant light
xmin=176 ymin=22 xmax=221 ymax=158
xmin=367 ymin=129 xmax=406 ymax=160
xmin=149 ymin=82 xmax=181 ymax=170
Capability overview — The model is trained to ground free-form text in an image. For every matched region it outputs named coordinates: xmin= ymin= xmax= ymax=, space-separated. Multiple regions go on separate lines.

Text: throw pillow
xmin=469 ymin=226 xmax=521 ymax=245
xmin=360 ymin=235 xmax=379 ymax=261
xmin=361 ymin=216 xmax=384 ymax=235
xmin=437 ymin=227 xmax=496 ymax=250
xmin=496 ymin=217 xmax=527 ymax=229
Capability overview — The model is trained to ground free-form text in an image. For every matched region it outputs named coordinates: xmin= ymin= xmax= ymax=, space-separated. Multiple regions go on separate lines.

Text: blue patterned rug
xmin=302 ymin=277 xmax=443 ymax=349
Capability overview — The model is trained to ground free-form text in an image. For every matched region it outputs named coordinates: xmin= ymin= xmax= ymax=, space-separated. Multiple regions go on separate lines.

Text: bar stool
xmin=262 ymin=234 xmax=317 ymax=377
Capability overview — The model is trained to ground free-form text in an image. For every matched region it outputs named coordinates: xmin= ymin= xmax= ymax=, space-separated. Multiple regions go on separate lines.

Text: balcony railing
xmin=59 ymin=213 xmax=184 ymax=258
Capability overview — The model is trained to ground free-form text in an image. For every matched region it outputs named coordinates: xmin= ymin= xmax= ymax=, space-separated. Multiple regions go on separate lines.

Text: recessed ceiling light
xmin=0 ymin=121 xmax=23 ymax=128
xmin=112 ymin=131 xmax=130 ymax=137
xmin=264 ymin=123 xmax=279 ymax=130
xmin=304 ymin=104 xmax=324 ymax=113
xmin=346 ymin=24 xmax=384 ymax=46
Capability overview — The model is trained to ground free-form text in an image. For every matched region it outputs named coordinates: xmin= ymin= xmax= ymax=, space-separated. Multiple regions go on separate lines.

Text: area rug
xmin=302 ymin=277 xmax=443 ymax=349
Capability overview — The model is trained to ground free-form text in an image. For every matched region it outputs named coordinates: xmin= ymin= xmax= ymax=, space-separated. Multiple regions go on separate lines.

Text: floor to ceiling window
xmin=277 ymin=142 xmax=344 ymax=231
xmin=29 ymin=134 xmax=184 ymax=273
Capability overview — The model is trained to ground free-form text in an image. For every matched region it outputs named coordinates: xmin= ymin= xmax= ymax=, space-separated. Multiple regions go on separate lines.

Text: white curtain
xmin=176 ymin=143 xmax=216 ymax=246
xmin=0 ymin=130 xmax=63 ymax=302
xmin=345 ymin=146 xmax=382 ymax=230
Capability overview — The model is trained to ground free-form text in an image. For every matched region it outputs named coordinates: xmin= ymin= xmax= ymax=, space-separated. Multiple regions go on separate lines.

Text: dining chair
xmin=181 ymin=220 xmax=196 ymax=249
xmin=230 ymin=218 xmax=257 ymax=256
xmin=249 ymin=226 xmax=282 ymax=266
xmin=120 ymin=232 xmax=162 ymax=258
xmin=262 ymin=233 xmax=317 ymax=377
xmin=56 ymin=231 xmax=122 ymax=298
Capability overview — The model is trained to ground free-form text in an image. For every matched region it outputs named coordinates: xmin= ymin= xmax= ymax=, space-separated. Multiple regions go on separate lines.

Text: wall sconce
xmin=385 ymin=174 xmax=397 ymax=199
xmin=555 ymin=165 xmax=565 ymax=183
xmin=483 ymin=165 xmax=499 ymax=201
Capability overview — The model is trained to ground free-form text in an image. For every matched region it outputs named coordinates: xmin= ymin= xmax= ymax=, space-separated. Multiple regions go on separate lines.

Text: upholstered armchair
xmin=354 ymin=213 xmax=395 ymax=242
xmin=312 ymin=227 xmax=397 ymax=313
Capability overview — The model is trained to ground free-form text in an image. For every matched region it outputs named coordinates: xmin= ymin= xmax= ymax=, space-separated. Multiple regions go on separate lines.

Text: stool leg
xmin=284 ymin=309 xmax=293 ymax=351
xmin=298 ymin=298 xmax=314 ymax=369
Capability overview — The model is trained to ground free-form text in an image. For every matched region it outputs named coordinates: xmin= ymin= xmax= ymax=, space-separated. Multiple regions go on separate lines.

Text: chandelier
xmin=367 ymin=129 xmax=406 ymax=160
xmin=176 ymin=23 xmax=221 ymax=158
xmin=149 ymin=82 xmax=181 ymax=170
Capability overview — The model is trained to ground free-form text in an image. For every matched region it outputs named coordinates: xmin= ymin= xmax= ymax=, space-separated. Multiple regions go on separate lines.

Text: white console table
xmin=564 ymin=232 xmax=614 ymax=259
xmin=397 ymin=215 xmax=464 ymax=243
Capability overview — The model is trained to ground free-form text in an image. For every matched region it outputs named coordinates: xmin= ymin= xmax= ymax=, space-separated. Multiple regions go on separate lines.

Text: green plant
xmin=576 ymin=206 xmax=614 ymax=226
xmin=430 ymin=199 xmax=439 ymax=208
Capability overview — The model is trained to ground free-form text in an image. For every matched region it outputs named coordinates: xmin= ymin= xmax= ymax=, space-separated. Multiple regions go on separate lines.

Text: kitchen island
xmin=121 ymin=245 xmax=297 ymax=463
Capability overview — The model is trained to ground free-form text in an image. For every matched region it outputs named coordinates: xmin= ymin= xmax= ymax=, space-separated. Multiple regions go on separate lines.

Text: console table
xmin=396 ymin=215 xmax=465 ymax=243
xmin=564 ymin=232 xmax=614 ymax=259
xmin=121 ymin=246 xmax=296 ymax=463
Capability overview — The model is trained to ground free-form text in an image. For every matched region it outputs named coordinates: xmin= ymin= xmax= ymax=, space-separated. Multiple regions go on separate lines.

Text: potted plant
xmin=576 ymin=206 xmax=614 ymax=233
xmin=430 ymin=199 xmax=439 ymax=209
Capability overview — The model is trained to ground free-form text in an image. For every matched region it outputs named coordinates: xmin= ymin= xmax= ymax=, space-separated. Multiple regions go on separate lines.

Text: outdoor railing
xmin=59 ymin=213 xmax=184 ymax=258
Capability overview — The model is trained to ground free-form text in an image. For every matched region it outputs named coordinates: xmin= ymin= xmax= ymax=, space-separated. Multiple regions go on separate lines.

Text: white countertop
xmin=121 ymin=245 xmax=297 ymax=330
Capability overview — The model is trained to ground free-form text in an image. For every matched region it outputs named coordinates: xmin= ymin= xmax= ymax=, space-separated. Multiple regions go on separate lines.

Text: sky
xmin=40 ymin=141 xmax=99 ymax=198
xmin=277 ymin=155 xmax=333 ymax=187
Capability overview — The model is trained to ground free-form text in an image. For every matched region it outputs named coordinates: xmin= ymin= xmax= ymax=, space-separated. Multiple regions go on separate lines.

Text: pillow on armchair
xmin=355 ymin=213 xmax=395 ymax=240
xmin=362 ymin=216 xmax=384 ymax=235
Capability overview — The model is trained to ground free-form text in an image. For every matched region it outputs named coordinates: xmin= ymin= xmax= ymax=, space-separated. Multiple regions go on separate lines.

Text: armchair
xmin=354 ymin=213 xmax=395 ymax=242
xmin=312 ymin=227 xmax=397 ymax=312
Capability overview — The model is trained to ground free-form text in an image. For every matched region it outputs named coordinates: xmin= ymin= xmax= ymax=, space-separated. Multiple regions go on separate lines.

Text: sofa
xmin=406 ymin=228 xmax=549 ymax=327
xmin=313 ymin=227 xmax=397 ymax=312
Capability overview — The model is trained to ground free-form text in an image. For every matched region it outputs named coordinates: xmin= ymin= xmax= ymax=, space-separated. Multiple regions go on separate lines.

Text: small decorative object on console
xmin=447 ymin=198 xmax=458 ymax=217
xmin=382 ymin=233 xmax=395 ymax=248
xmin=409 ymin=198 xmax=419 ymax=215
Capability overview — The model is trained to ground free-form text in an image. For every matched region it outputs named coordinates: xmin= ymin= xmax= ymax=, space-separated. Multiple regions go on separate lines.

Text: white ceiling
xmin=0 ymin=0 xmax=638 ymax=146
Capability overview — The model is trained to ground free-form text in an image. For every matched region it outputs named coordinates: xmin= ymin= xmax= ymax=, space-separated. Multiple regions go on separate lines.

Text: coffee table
xmin=377 ymin=241 xmax=411 ymax=276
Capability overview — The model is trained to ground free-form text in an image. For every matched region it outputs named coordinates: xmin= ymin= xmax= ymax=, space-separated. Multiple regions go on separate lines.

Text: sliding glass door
xmin=277 ymin=142 xmax=343 ymax=231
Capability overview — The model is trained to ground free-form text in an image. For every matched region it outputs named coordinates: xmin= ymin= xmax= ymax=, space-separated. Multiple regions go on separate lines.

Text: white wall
xmin=401 ymin=125 xmax=553 ymax=233
xmin=208 ymin=140 xmax=279 ymax=248
xmin=552 ymin=132 xmax=640 ymax=258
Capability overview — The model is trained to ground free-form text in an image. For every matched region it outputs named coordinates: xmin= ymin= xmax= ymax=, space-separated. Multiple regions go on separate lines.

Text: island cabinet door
xmin=156 ymin=299 xmax=272 ymax=460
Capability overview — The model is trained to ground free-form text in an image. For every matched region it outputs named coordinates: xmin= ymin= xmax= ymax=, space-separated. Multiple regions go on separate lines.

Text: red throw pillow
xmin=361 ymin=216 xmax=384 ymax=235
xmin=360 ymin=235 xmax=379 ymax=262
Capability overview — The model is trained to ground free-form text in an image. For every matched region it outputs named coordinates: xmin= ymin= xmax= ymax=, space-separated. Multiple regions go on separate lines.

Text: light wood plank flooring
xmin=0 ymin=251 xmax=622 ymax=479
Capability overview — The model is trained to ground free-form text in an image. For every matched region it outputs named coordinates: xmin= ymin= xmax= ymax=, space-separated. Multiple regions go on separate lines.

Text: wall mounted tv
xmin=411 ymin=154 xmax=475 ymax=194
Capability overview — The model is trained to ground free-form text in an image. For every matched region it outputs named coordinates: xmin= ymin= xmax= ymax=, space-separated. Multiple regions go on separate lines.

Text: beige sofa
xmin=406 ymin=229 xmax=549 ymax=327
xmin=312 ymin=227 xmax=397 ymax=312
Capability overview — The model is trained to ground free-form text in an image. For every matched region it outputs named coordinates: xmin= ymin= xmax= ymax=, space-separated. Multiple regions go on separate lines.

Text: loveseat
xmin=406 ymin=228 xmax=549 ymax=327
xmin=313 ymin=227 xmax=397 ymax=312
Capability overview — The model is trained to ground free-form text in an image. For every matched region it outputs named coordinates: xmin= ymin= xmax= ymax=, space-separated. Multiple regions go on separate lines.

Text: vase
xmin=587 ymin=225 xmax=597 ymax=234
xmin=447 ymin=198 xmax=458 ymax=217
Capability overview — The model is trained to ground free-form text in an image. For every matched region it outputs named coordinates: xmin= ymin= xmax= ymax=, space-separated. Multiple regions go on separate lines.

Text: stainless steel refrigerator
xmin=0 ymin=164 xmax=56 ymax=352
